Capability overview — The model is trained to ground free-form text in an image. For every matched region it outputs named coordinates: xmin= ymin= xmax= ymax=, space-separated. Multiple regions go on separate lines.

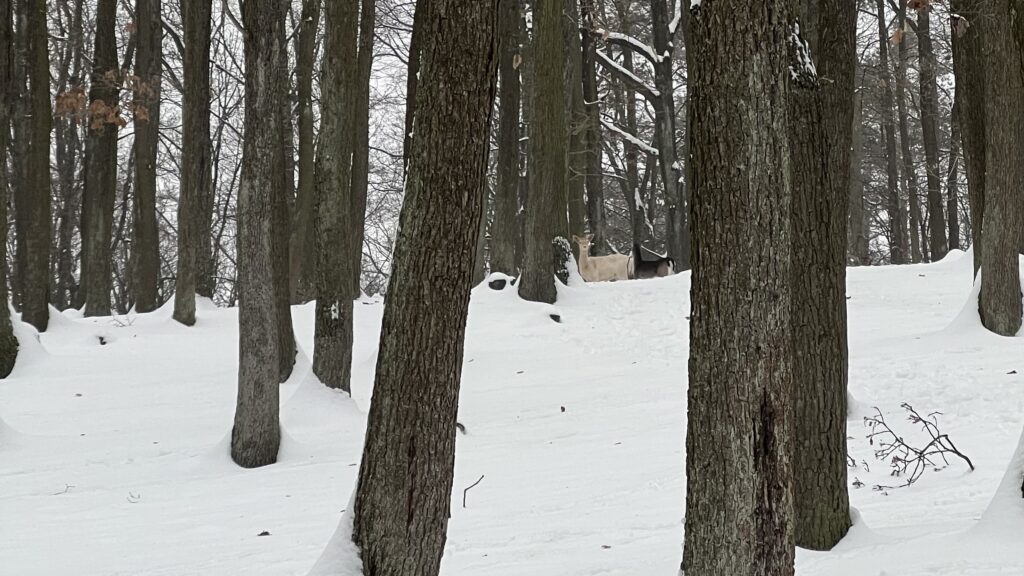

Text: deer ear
xmin=572 ymin=235 xmax=582 ymax=243
xmin=586 ymin=234 xmax=594 ymax=241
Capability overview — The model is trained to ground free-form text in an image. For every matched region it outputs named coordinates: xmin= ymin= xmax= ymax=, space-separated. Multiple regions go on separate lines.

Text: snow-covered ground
xmin=1 ymin=250 xmax=1022 ymax=575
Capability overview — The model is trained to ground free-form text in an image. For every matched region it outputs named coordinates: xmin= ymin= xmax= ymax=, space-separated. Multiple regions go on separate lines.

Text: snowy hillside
xmin=1 ymin=250 xmax=1022 ymax=575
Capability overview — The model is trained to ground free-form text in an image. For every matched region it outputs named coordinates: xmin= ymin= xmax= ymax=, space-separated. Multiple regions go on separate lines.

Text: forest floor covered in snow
xmin=1 ymin=249 xmax=1023 ymax=575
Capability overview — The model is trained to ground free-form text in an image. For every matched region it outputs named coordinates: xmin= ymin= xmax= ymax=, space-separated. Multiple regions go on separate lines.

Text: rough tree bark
xmin=978 ymin=0 xmax=1023 ymax=337
xmin=947 ymin=110 xmax=961 ymax=251
xmin=349 ymin=0 xmax=376 ymax=298
xmin=0 ymin=0 xmax=18 ymax=375
xmin=682 ymin=1 xmax=795 ymax=574
xmin=519 ymin=0 xmax=568 ymax=304
xmin=289 ymin=0 xmax=320 ymax=303
xmin=916 ymin=5 xmax=947 ymax=261
xmin=313 ymin=0 xmax=358 ymax=392
xmin=131 ymin=0 xmax=162 ymax=313
xmin=651 ymin=0 xmax=687 ymax=268
xmin=875 ymin=0 xmax=907 ymax=264
xmin=564 ymin=0 xmax=587 ymax=252
xmin=175 ymin=0 xmax=214 ymax=324
xmin=491 ymin=0 xmax=521 ymax=275
xmin=950 ymin=2 xmax=985 ymax=274
xmin=350 ymin=1 xmax=499 ymax=574
xmin=789 ymin=0 xmax=854 ymax=551
xmin=894 ymin=0 xmax=922 ymax=263
xmin=231 ymin=0 xmax=290 ymax=469
xmin=848 ymin=86 xmax=870 ymax=265
xmin=273 ymin=3 xmax=295 ymax=382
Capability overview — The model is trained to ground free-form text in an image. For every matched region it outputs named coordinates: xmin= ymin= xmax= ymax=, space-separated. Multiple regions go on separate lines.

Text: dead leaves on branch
xmin=54 ymin=69 xmax=160 ymax=130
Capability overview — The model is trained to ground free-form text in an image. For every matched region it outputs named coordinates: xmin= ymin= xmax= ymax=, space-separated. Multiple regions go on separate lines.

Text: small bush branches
xmin=864 ymin=403 xmax=974 ymax=491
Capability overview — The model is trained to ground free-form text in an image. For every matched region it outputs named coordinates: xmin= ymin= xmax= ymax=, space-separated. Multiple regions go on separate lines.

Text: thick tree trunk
xmin=682 ymin=2 xmax=794 ymax=575
xmin=491 ymin=0 xmax=521 ymax=275
xmin=979 ymin=0 xmax=1023 ymax=337
xmin=950 ymin=3 xmax=985 ymax=273
xmin=0 ymin=0 xmax=18 ymax=376
xmin=289 ymin=0 xmax=320 ymax=303
xmin=81 ymin=0 xmax=119 ymax=318
xmin=17 ymin=0 xmax=52 ymax=330
xmin=273 ymin=5 xmax=295 ymax=382
xmin=313 ymin=0 xmax=358 ymax=392
xmin=947 ymin=109 xmax=962 ymax=252
xmin=564 ymin=0 xmax=587 ymax=254
xmin=348 ymin=0 xmax=376 ymax=298
xmin=917 ymin=8 xmax=947 ymax=261
xmin=519 ymin=0 xmax=567 ymax=304
xmin=131 ymin=0 xmax=162 ymax=313
xmin=10 ymin=0 xmax=27 ymax=310
xmin=351 ymin=2 xmax=499 ymax=574
xmin=789 ymin=0 xmax=854 ymax=551
xmin=402 ymin=0 xmax=427 ymax=174
xmin=875 ymin=0 xmax=906 ymax=265
xmin=231 ymin=0 xmax=289 ymax=469
xmin=580 ymin=0 xmax=607 ymax=254
xmin=175 ymin=0 xmax=213 ymax=324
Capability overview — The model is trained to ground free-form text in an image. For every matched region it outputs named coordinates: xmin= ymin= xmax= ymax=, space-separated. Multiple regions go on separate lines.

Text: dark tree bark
xmin=350 ymin=1 xmax=499 ymax=574
xmin=10 ymin=0 xmax=28 ymax=310
xmin=848 ymin=86 xmax=870 ymax=265
xmin=273 ymin=2 xmax=295 ymax=382
xmin=0 ymin=0 xmax=18 ymax=376
xmin=80 ymin=0 xmax=119 ymax=317
xmin=978 ymin=0 xmax=1023 ymax=337
xmin=950 ymin=2 xmax=985 ymax=274
xmin=519 ymin=0 xmax=568 ymax=304
xmin=131 ymin=0 xmax=162 ymax=313
xmin=17 ymin=0 xmax=52 ymax=330
xmin=289 ymin=0 xmax=320 ymax=303
xmin=402 ymin=0 xmax=427 ymax=174
xmin=875 ymin=0 xmax=907 ymax=264
xmin=789 ymin=0 xmax=854 ymax=551
xmin=349 ymin=0 xmax=376 ymax=298
xmin=313 ymin=0 xmax=358 ymax=392
xmin=564 ymin=0 xmax=587 ymax=253
xmin=580 ymin=0 xmax=607 ymax=254
xmin=231 ymin=0 xmax=290 ymax=469
xmin=174 ymin=0 xmax=213 ymax=325
xmin=947 ymin=109 xmax=962 ymax=251
xmin=491 ymin=0 xmax=521 ymax=275
xmin=894 ymin=0 xmax=921 ymax=263
xmin=682 ymin=1 xmax=794 ymax=575
xmin=916 ymin=6 xmax=947 ymax=261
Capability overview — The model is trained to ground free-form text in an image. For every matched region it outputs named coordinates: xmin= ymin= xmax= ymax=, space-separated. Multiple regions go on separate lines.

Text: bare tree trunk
xmin=491 ymin=0 xmax=521 ymax=275
xmin=273 ymin=3 xmax=295 ymax=382
xmin=789 ymin=0 xmax=854 ymax=551
xmin=131 ymin=0 xmax=162 ymax=313
xmin=313 ymin=0 xmax=358 ymax=392
xmin=289 ymin=0 xmax=320 ymax=303
xmin=402 ymin=0 xmax=427 ymax=174
xmin=848 ymin=86 xmax=870 ymax=265
xmin=651 ymin=0 xmax=686 ymax=268
xmin=17 ymin=0 xmax=52 ymax=330
xmin=10 ymin=0 xmax=28 ymax=310
xmin=875 ymin=0 xmax=906 ymax=264
xmin=80 ymin=0 xmax=119 ymax=318
xmin=683 ymin=2 xmax=795 ymax=574
xmin=0 ymin=0 xmax=18 ymax=375
xmin=979 ymin=0 xmax=1023 ymax=337
xmin=950 ymin=2 xmax=985 ymax=274
xmin=947 ymin=109 xmax=962 ymax=252
xmin=916 ymin=7 xmax=947 ymax=261
xmin=564 ymin=0 xmax=587 ymax=255
xmin=351 ymin=2 xmax=499 ymax=572
xmin=349 ymin=0 xmax=376 ymax=298
xmin=174 ymin=0 xmax=213 ymax=324
xmin=894 ymin=0 xmax=921 ymax=263
xmin=231 ymin=0 xmax=289 ymax=469
xmin=519 ymin=0 xmax=567 ymax=304
xmin=580 ymin=0 xmax=607 ymax=254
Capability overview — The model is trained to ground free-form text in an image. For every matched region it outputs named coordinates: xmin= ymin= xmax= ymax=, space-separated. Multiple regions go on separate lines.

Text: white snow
xmin=2 ymin=250 xmax=1023 ymax=575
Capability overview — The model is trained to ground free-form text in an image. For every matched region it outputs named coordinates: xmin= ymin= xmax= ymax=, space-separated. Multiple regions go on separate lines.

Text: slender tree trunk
xmin=402 ymin=0 xmax=427 ymax=174
xmin=564 ymin=0 xmax=587 ymax=254
xmin=349 ymin=0 xmax=376 ymax=298
xmin=131 ymin=0 xmax=162 ymax=313
xmin=947 ymin=109 xmax=962 ymax=252
xmin=273 ymin=4 xmax=295 ymax=381
xmin=875 ymin=0 xmax=906 ymax=264
xmin=916 ymin=7 xmax=947 ymax=261
xmin=950 ymin=3 xmax=985 ymax=274
xmin=789 ymin=0 xmax=854 ymax=551
xmin=313 ymin=0 xmax=358 ymax=392
xmin=894 ymin=1 xmax=922 ymax=263
xmin=81 ymin=0 xmax=119 ymax=317
xmin=491 ymin=0 xmax=521 ymax=275
xmin=10 ymin=0 xmax=28 ymax=310
xmin=351 ymin=2 xmax=499 ymax=574
xmin=979 ymin=0 xmax=1023 ymax=337
xmin=0 ymin=0 xmax=18 ymax=375
xmin=231 ymin=0 xmax=289 ymax=469
xmin=289 ymin=0 xmax=320 ymax=303
xmin=18 ymin=0 xmax=52 ymax=330
xmin=175 ymin=0 xmax=213 ymax=324
xmin=651 ymin=0 xmax=687 ymax=268
xmin=621 ymin=44 xmax=649 ymax=247
xmin=519 ymin=0 xmax=567 ymax=304
xmin=683 ymin=1 xmax=795 ymax=574
xmin=848 ymin=86 xmax=869 ymax=265
xmin=580 ymin=0 xmax=607 ymax=254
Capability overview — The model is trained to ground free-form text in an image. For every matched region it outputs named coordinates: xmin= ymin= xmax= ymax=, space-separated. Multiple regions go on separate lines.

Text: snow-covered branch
xmin=601 ymin=119 xmax=659 ymax=156
xmin=594 ymin=28 xmax=662 ymax=64
xmin=595 ymin=49 xmax=660 ymax=104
